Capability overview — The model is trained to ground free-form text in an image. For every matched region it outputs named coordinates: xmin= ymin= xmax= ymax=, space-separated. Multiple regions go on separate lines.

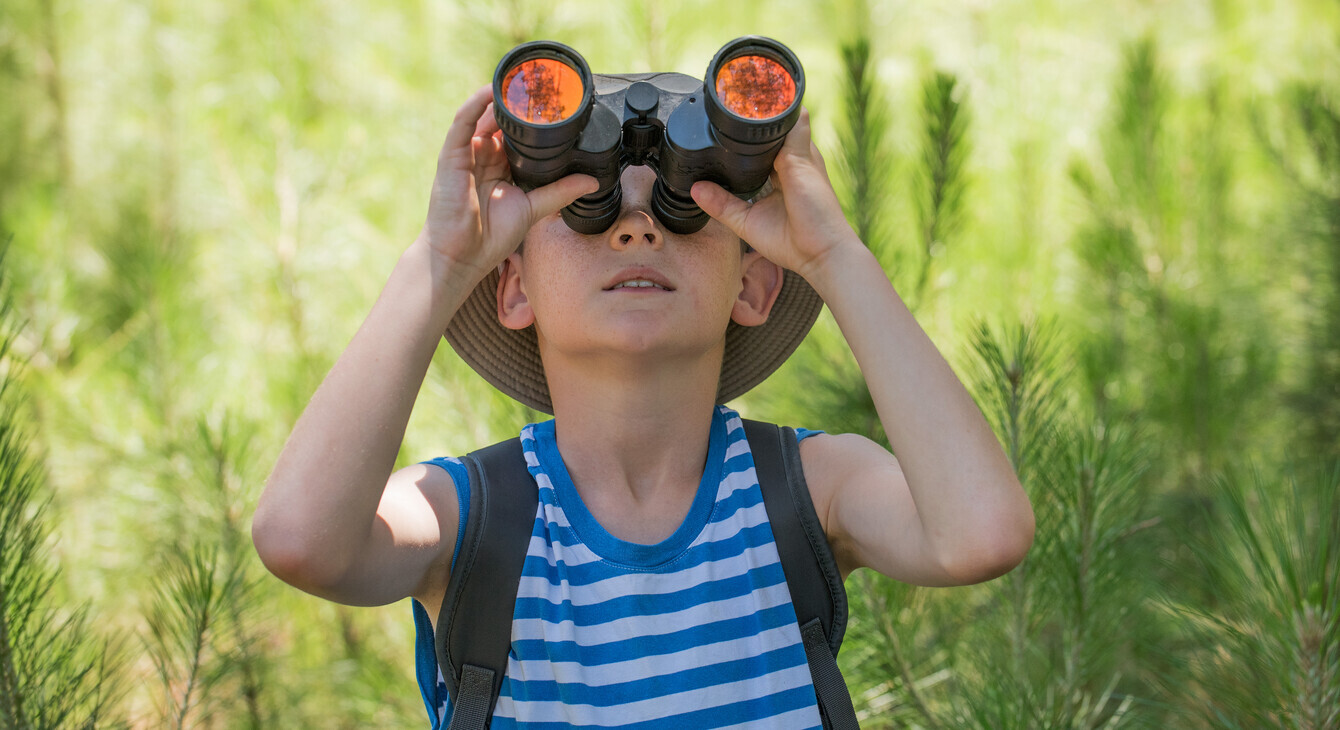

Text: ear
xmin=496 ymin=252 xmax=535 ymax=330
xmin=731 ymin=251 xmax=784 ymax=327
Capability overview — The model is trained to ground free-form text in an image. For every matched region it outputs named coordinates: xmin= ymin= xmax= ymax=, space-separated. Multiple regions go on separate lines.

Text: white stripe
xmin=495 ymin=663 xmax=815 ymax=726
xmin=532 ymin=471 xmax=559 ymax=498
xmin=506 ymin=623 xmax=804 ymax=687
xmin=715 ymin=706 xmax=823 ymax=729
xmin=722 ymin=408 xmax=743 ymax=427
xmin=526 ymin=534 xmax=602 ymax=568
xmin=510 ymin=580 xmax=794 ymax=645
xmin=712 ymin=465 xmax=761 ymax=506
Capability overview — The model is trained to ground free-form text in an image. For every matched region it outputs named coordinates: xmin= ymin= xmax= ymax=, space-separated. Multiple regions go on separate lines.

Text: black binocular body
xmin=491 ymin=37 xmax=806 ymax=235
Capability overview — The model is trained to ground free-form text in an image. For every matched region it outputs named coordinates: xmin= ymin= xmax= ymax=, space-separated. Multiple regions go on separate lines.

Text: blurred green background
xmin=1 ymin=0 xmax=1337 ymax=726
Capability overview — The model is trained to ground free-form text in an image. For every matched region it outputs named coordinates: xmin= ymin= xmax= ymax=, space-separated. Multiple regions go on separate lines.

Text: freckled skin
xmin=499 ymin=165 xmax=753 ymax=370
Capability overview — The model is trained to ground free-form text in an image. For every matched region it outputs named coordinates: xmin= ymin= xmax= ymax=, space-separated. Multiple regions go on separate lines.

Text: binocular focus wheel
xmin=561 ymin=185 xmax=623 ymax=235
xmin=651 ymin=179 xmax=711 ymax=235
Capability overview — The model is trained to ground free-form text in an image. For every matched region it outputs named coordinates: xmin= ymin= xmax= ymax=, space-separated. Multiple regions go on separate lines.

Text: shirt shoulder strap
xmin=434 ymin=436 xmax=536 ymax=730
xmin=742 ymin=419 xmax=858 ymax=729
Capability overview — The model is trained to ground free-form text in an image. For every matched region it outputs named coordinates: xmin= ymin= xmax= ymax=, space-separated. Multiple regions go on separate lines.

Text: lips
xmin=603 ymin=268 xmax=675 ymax=291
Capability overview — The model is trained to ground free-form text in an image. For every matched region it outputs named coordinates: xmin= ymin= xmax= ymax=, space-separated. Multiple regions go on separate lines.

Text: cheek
xmin=683 ymin=256 xmax=748 ymax=313
xmin=519 ymin=245 xmax=589 ymax=319
xmin=522 ymin=214 xmax=567 ymax=251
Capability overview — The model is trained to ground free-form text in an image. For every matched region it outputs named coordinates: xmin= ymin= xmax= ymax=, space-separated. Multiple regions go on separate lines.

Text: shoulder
xmin=794 ymin=431 xmax=911 ymax=578
xmin=795 ymin=431 xmax=903 ymax=513
xmin=387 ymin=458 xmax=466 ymax=618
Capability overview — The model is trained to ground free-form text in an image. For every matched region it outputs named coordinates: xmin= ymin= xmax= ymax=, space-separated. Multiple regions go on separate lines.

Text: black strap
xmin=801 ymin=619 xmax=860 ymax=729
xmin=436 ymin=437 xmax=537 ymax=730
xmin=743 ymin=420 xmax=856 ymax=728
xmin=742 ymin=420 xmax=848 ymax=653
xmin=447 ymin=665 xmax=496 ymax=730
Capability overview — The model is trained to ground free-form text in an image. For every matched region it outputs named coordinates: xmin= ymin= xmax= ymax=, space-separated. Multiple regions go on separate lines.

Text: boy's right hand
xmin=417 ymin=85 xmax=598 ymax=289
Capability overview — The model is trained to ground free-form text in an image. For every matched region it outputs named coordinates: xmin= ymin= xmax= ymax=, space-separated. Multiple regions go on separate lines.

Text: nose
xmin=607 ymin=208 xmax=662 ymax=252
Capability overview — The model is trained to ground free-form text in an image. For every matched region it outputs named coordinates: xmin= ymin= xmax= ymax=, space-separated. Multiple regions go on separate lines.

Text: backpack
xmin=434 ymin=419 xmax=858 ymax=729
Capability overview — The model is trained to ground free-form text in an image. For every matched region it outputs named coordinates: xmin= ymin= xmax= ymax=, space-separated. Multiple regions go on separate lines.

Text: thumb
xmin=691 ymin=181 xmax=753 ymax=239
xmin=526 ymin=174 xmax=600 ymax=225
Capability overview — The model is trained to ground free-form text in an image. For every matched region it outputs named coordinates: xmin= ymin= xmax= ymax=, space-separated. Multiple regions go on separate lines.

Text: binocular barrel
xmin=492 ymin=37 xmax=805 ymax=235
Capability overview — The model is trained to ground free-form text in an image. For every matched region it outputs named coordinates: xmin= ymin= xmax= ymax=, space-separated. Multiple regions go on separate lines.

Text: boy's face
xmin=497 ymin=165 xmax=777 ymax=365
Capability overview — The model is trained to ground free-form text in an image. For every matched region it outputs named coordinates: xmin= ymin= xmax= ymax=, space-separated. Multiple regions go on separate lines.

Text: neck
xmin=544 ymin=346 xmax=724 ymax=506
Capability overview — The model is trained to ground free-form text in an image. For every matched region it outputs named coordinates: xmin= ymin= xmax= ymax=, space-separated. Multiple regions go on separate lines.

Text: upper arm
xmin=800 ymin=432 xmax=961 ymax=587
xmin=299 ymin=462 xmax=461 ymax=611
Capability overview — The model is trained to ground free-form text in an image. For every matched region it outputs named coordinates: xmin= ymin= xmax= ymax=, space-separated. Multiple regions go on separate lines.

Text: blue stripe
xmin=705 ymin=475 xmax=767 ymax=524
xmin=722 ymin=449 xmax=757 ymax=477
xmin=502 ymin=645 xmax=809 ymax=705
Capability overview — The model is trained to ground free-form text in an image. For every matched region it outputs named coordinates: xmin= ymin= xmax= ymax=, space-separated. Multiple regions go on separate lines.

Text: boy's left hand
xmin=690 ymin=107 xmax=858 ymax=285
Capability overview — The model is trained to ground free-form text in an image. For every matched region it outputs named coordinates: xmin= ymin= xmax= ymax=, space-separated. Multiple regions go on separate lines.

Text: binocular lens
xmin=713 ymin=55 xmax=797 ymax=121
xmin=500 ymin=58 xmax=585 ymax=125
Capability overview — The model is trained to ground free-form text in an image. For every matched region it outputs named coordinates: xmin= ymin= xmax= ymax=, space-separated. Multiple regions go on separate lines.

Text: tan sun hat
xmin=444 ymin=260 xmax=824 ymax=415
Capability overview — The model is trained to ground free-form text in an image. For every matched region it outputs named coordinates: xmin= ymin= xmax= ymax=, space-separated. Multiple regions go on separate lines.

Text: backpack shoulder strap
xmin=742 ymin=419 xmax=858 ymax=729
xmin=434 ymin=436 xmax=537 ymax=730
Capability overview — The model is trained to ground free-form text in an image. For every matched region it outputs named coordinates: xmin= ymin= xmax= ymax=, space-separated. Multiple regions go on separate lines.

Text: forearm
xmin=807 ymin=241 xmax=1034 ymax=580
xmin=253 ymin=238 xmax=473 ymax=586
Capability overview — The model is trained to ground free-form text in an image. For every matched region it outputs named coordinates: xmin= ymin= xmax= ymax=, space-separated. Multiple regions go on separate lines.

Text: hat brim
xmin=444 ymin=265 xmax=824 ymax=414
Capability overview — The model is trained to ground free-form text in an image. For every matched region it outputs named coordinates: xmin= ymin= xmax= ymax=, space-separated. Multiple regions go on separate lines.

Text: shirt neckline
xmin=529 ymin=407 xmax=728 ymax=568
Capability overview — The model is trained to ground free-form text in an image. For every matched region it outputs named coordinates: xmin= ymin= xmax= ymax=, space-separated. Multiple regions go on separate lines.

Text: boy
xmin=252 ymin=85 xmax=1035 ymax=726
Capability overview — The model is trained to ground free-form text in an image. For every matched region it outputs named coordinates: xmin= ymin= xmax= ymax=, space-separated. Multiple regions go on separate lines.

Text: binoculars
xmin=492 ymin=36 xmax=805 ymax=235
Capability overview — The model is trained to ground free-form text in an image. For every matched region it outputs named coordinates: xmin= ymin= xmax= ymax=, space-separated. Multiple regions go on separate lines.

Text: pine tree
xmin=0 ymin=243 xmax=126 ymax=728
xmin=1173 ymin=463 xmax=1340 ymax=728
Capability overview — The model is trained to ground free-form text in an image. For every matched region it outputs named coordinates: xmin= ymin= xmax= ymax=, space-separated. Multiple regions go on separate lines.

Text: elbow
xmin=251 ymin=509 xmax=308 ymax=586
xmin=251 ymin=501 xmax=348 ymax=592
xmin=940 ymin=501 xmax=1036 ymax=585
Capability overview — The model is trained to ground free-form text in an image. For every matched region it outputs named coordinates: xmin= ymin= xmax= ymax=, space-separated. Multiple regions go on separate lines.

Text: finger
xmin=440 ymin=86 xmax=495 ymax=165
xmin=781 ymin=106 xmax=813 ymax=157
xmin=474 ymin=101 xmax=501 ymax=138
xmin=525 ymin=174 xmax=600 ymax=225
xmin=475 ymin=134 xmax=512 ymax=181
xmin=691 ymin=181 xmax=753 ymax=239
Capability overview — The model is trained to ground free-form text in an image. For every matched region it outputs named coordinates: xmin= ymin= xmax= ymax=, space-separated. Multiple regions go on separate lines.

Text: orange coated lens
xmin=501 ymin=58 xmax=584 ymax=125
xmin=714 ymin=55 xmax=796 ymax=120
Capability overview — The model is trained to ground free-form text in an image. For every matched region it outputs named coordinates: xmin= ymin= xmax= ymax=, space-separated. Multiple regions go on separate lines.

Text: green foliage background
xmin=0 ymin=0 xmax=1337 ymax=726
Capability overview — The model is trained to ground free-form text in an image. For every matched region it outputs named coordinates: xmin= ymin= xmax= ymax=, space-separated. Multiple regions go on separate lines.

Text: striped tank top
xmin=412 ymin=405 xmax=824 ymax=728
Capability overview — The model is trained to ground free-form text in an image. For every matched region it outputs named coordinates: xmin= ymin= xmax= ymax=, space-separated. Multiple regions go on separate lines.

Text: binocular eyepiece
xmin=492 ymin=37 xmax=805 ymax=235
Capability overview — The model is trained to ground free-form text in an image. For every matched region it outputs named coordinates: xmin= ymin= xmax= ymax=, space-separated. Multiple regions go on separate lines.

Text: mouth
xmin=604 ymin=269 xmax=675 ymax=292
xmin=607 ymin=279 xmax=671 ymax=291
